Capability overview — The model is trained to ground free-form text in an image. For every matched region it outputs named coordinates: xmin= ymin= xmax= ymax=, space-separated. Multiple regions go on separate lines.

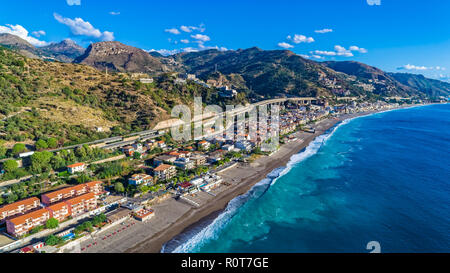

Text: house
xmin=174 ymin=158 xmax=195 ymax=170
xmin=140 ymin=78 xmax=154 ymax=84
xmin=0 ymin=197 xmax=41 ymax=223
xmin=198 ymin=140 xmax=210 ymax=150
xmin=122 ymin=146 xmax=135 ymax=157
xmin=179 ymin=151 xmax=192 ymax=157
xmin=168 ymin=151 xmax=184 ymax=159
xmin=6 ymin=208 xmax=50 ymax=237
xmin=157 ymin=141 xmax=166 ymax=148
xmin=207 ymin=150 xmax=226 ymax=163
xmin=132 ymin=143 xmax=144 ymax=153
xmin=153 ymin=164 xmax=177 ymax=181
xmin=65 ymin=192 xmax=97 ymax=217
xmin=218 ymin=86 xmax=237 ymax=98
xmin=153 ymin=155 xmax=177 ymax=166
xmin=67 ymin=163 xmax=86 ymax=174
xmin=128 ymin=173 xmax=154 ymax=186
xmin=178 ymin=182 xmax=193 ymax=192
xmin=47 ymin=202 xmax=71 ymax=222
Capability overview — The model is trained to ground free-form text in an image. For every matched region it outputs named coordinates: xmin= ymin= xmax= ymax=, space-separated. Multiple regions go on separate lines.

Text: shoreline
xmin=125 ymin=104 xmax=430 ymax=253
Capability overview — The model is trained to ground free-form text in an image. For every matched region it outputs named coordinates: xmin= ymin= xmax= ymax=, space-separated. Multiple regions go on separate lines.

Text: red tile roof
xmin=0 ymin=197 xmax=40 ymax=215
xmin=65 ymin=192 xmax=96 ymax=206
xmin=8 ymin=208 xmax=49 ymax=226
xmin=154 ymin=164 xmax=174 ymax=172
xmin=67 ymin=163 xmax=85 ymax=168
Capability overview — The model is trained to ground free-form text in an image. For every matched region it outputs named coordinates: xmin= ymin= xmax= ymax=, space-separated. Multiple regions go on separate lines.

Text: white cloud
xmin=32 ymin=30 xmax=46 ymax=37
xmin=312 ymin=50 xmax=337 ymax=56
xmin=398 ymin=64 xmax=446 ymax=71
xmin=315 ymin=28 xmax=333 ymax=34
xmin=182 ymin=47 xmax=199 ymax=53
xmin=66 ymin=0 xmax=81 ymax=6
xmin=109 ymin=11 xmax=120 ymax=16
xmin=0 ymin=24 xmax=49 ymax=46
xmin=191 ymin=34 xmax=210 ymax=42
xmin=148 ymin=48 xmax=179 ymax=56
xmin=349 ymin=45 xmax=368 ymax=53
xmin=54 ymin=13 xmax=114 ymax=41
xmin=278 ymin=42 xmax=294 ymax=49
xmin=165 ymin=28 xmax=180 ymax=35
xmin=180 ymin=25 xmax=205 ymax=33
xmin=180 ymin=39 xmax=189 ymax=44
xmin=334 ymin=45 xmax=354 ymax=57
xmin=287 ymin=34 xmax=314 ymax=44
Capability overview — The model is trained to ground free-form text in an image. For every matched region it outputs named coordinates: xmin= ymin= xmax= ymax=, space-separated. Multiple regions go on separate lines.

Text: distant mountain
xmin=323 ymin=61 xmax=450 ymax=98
xmin=40 ymin=39 xmax=85 ymax=62
xmin=389 ymin=72 xmax=450 ymax=97
xmin=74 ymin=41 xmax=164 ymax=74
xmin=172 ymin=47 xmax=362 ymax=98
xmin=0 ymin=33 xmax=41 ymax=59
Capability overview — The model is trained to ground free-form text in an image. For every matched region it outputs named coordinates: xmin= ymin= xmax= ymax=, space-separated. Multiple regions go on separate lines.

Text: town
xmin=0 ymin=95 xmax=431 ymax=253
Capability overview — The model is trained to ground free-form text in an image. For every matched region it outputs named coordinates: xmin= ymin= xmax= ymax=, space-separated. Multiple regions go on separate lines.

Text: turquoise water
xmin=166 ymin=104 xmax=450 ymax=253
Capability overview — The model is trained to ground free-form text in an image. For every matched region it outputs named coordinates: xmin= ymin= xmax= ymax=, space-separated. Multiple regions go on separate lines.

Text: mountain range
xmin=0 ymin=33 xmax=449 ymax=99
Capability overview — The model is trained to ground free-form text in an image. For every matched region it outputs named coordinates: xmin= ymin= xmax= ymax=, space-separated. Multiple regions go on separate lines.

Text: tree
xmin=45 ymin=218 xmax=59 ymax=229
xmin=12 ymin=143 xmax=26 ymax=156
xmin=30 ymin=151 xmax=53 ymax=173
xmin=47 ymin=138 xmax=58 ymax=149
xmin=133 ymin=152 xmax=142 ymax=159
xmin=35 ymin=139 xmax=48 ymax=150
xmin=45 ymin=235 xmax=61 ymax=246
xmin=6 ymin=194 xmax=18 ymax=204
xmin=0 ymin=145 xmax=7 ymax=158
xmin=114 ymin=182 xmax=125 ymax=193
xmin=3 ymin=160 xmax=19 ymax=173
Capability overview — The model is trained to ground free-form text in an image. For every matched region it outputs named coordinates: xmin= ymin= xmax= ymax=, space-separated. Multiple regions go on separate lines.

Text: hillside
xmin=172 ymin=47 xmax=364 ymax=98
xmin=0 ymin=46 xmax=232 ymax=147
xmin=74 ymin=41 xmax=165 ymax=74
xmin=389 ymin=72 xmax=450 ymax=98
xmin=40 ymin=39 xmax=85 ymax=62
xmin=322 ymin=61 xmax=450 ymax=98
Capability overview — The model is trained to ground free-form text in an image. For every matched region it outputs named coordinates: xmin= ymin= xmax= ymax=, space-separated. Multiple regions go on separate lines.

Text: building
xmin=85 ymin=181 xmax=104 ymax=195
xmin=153 ymin=155 xmax=177 ymax=166
xmin=122 ymin=146 xmax=135 ymax=157
xmin=221 ymin=144 xmax=234 ymax=152
xmin=0 ymin=197 xmax=41 ymax=223
xmin=128 ymin=173 xmax=154 ymax=186
xmin=46 ymin=202 xmax=71 ymax=222
xmin=157 ymin=141 xmax=166 ymax=149
xmin=191 ymin=155 xmax=207 ymax=166
xmin=198 ymin=140 xmax=211 ymax=150
xmin=6 ymin=208 xmax=50 ymax=237
xmin=140 ymin=78 xmax=154 ymax=84
xmin=65 ymin=192 xmax=97 ymax=217
xmin=41 ymin=181 xmax=103 ymax=205
xmin=218 ymin=86 xmax=238 ymax=98
xmin=153 ymin=164 xmax=176 ymax=181
xmin=174 ymin=158 xmax=195 ymax=170
xmin=235 ymin=141 xmax=252 ymax=152
xmin=133 ymin=208 xmax=154 ymax=222
xmin=67 ymin=163 xmax=86 ymax=174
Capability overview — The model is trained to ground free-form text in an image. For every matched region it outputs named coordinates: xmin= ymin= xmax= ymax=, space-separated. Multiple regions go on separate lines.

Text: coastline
xmin=124 ymin=104 xmax=429 ymax=253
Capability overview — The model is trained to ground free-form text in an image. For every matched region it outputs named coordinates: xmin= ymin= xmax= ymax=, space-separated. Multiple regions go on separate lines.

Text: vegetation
xmin=45 ymin=218 xmax=59 ymax=229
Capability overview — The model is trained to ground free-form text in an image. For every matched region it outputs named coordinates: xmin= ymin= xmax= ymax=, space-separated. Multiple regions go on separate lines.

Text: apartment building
xmin=6 ymin=208 xmax=50 ymax=237
xmin=128 ymin=174 xmax=154 ymax=186
xmin=0 ymin=197 xmax=41 ymax=223
xmin=153 ymin=164 xmax=177 ymax=181
xmin=46 ymin=202 xmax=71 ymax=222
xmin=41 ymin=181 xmax=103 ymax=205
xmin=65 ymin=192 xmax=97 ymax=217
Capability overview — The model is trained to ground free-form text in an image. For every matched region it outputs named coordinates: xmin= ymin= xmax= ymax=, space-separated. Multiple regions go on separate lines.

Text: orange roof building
xmin=0 ymin=197 xmax=41 ymax=223
xmin=47 ymin=202 xmax=71 ymax=222
xmin=65 ymin=192 xmax=97 ymax=217
xmin=6 ymin=208 xmax=50 ymax=237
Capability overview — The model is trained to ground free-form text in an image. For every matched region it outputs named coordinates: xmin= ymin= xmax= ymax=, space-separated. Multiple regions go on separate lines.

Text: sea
xmin=162 ymin=104 xmax=450 ymax=253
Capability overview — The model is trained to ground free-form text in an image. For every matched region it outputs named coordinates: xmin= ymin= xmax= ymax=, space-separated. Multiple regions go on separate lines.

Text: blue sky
xmin=0 ymin=0 xmax=449 ymax=81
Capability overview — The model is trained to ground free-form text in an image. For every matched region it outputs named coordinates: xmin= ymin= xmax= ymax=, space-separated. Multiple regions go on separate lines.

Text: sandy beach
xmin=124 ymin=111 xmax=377 ymax=253
xmin=78 ymin=105 xmax=422 ymax=253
